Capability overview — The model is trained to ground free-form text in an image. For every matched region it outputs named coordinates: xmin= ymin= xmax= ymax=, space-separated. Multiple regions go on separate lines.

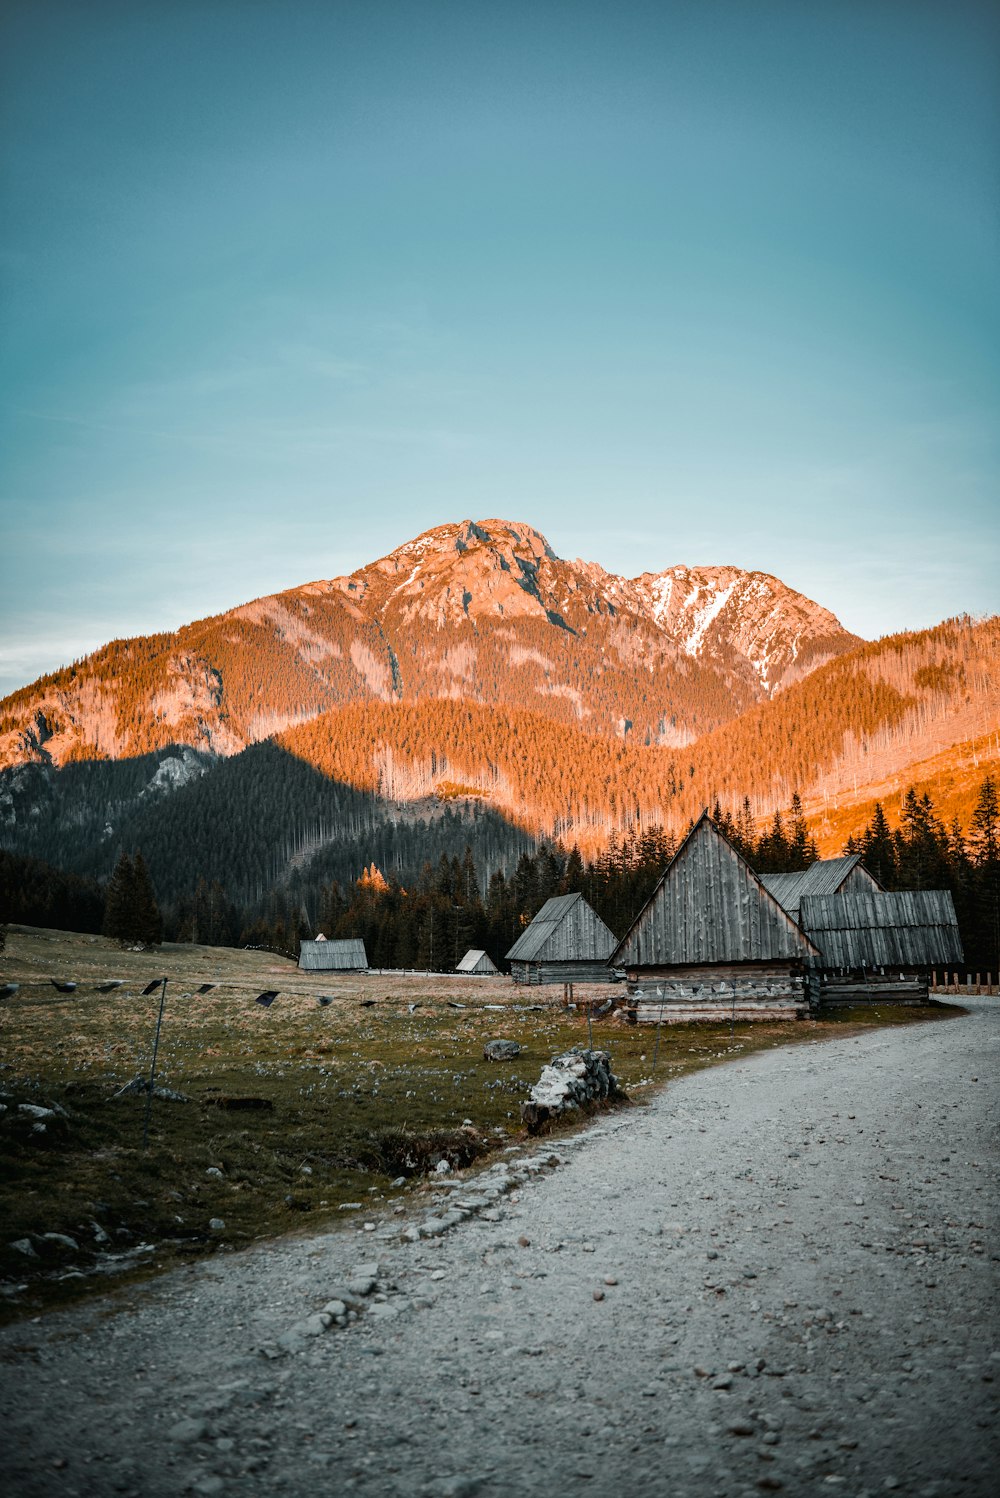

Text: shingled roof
xmin=506 ymin=892 xmax=616 ymax=964
xmin=761 ymin=856 xmax=881 ymax=922
xmin=799 ymin=890 xmax=963 ymax=970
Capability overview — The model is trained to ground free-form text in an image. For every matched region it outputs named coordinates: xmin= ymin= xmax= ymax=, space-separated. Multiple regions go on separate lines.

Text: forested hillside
xmin=275 ymin=614 xmax=998 ymax=852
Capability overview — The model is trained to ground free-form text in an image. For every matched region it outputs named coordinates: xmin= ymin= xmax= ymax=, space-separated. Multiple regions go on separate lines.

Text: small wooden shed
xmin=611 ymin=812 xmax=820 ymax=1021
xmin=761 ymin=855 xmax=882 ymax=923
xmin=456 ymin=948 xmax=499 ymax=976
xmin=506 ymin=892 xmax=617 ymax=985
xmin=798 ymin=890 xmax=963 ymax=1005
xmin=298 ymin=937 xmax=369 ymax=972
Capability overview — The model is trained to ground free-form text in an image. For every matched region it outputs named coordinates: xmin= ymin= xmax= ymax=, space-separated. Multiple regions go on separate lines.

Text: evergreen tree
xmin=102 ymin=850 xmax=161 ymax=946
xmin=132 ymin=853 xmax=163 ymax=946
xmin=861 ymin=802 xmax=896 ymax=886
xmin=969 ymin=776 xmax=1000 ymax=976
xmin=788 ymin=793 xmax=814 ymax=870
xmin=969 ymin=775 xmax=999 ymax=865
xmin=103 ymin=853 xmax=137 ymax=943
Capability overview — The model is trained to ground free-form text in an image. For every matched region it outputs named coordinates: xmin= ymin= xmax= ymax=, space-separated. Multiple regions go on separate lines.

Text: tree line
xmin=3 ymin=776 xmax=995 ymax=975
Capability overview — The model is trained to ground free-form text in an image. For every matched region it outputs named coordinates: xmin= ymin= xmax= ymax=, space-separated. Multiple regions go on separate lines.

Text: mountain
xmin=0 ymin=518 xmax=858 ymax=770
xmin=3 ymin=616 xmax=995 ymax=893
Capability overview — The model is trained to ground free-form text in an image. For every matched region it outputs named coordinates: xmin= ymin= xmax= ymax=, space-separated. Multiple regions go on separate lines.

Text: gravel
xmin=1 ymin=999 xmax=997 ymax=1497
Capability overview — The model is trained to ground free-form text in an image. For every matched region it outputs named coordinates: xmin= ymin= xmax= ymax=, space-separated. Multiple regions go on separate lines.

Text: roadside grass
xmin=0 ymin=925 xmax=961 ymax=1323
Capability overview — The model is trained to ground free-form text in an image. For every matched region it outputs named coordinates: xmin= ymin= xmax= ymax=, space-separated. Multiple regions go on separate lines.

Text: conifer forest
xmin=2 ymin=774 xmax=997 ymax=979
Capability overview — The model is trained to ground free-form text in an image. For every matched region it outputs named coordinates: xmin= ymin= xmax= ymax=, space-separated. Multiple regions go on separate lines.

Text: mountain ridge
xmin=0 ymin=517 xmax=860 ymax=770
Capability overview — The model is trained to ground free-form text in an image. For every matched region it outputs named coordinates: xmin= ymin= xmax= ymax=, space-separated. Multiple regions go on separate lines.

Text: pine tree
xmin=103 ymin=853 xmax=137 ymax=943
xmin=132 ymin=853 xmax=163 ymax=946
xmin=969 ymin=775 xmax=999 ymax=866
xmin=861 ymin=803 xmax=896 ymax=886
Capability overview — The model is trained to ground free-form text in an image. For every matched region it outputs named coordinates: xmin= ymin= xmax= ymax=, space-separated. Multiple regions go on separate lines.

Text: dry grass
xmin=0 ymin=925 xmax=959 ymax=1322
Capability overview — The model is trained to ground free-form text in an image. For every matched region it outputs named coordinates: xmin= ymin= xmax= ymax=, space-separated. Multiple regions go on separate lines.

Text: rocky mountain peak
xmin=0 ymin=515 xmax=863 ymax=771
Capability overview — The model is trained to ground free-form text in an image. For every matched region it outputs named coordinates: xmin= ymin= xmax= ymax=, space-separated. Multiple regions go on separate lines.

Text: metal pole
xmin=142 ymin=979 xmax=168 ymax=1151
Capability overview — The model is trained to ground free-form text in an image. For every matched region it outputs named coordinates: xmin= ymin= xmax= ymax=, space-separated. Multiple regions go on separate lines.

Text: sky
xmin=1 ymin=0 xmax=997 ymax=698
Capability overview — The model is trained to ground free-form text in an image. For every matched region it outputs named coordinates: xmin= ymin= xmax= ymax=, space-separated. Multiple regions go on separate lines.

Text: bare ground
xmin=1 ymin=999 xmax=997 ymax=1498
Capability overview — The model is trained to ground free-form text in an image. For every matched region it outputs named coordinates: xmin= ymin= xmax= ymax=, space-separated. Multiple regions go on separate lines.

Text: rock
xmin=10 ymin=1238 xmax=37 ymax=1258
xmin=208 ymin=1218 xmax=226 ymax=1231
xmin=434 ymin=1159 xmax=452 ymax=1175
xmin=521 ymin=1048 xmax=627 ymax=1133
xmin=206 ymin=1167 xmax=224 ymax=1180
xmin=42 ymin=1233 xmax=79 ymax=1252
xmin=167 ymin=1417 xmax=208 ymax=1444
xmin=593 ymin=1289 xmax=605 ymax=1301
xmin=321 ymin=1299 xmax=348 ymax=1319
xmin=192 ymin=1477 xmax=225 ymax=1497
xmin=484 ymin=1039 xmax=521 ymax=1062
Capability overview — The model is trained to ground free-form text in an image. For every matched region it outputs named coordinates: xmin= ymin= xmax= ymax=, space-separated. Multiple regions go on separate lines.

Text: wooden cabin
xmin=611 ymin=812 xmax=820 ymax=1021
xmin=761 ymin=855 xmax=882 ymax=924
xmin=298 ymin=937 xmax=369 ymax=972
xmin=456 ymin=948 xmax=499 ymax=976
xmin=506 ymin=892 xmax=617 ymax=985
xmin=798 ymin=890 xmax=963 ymax=1005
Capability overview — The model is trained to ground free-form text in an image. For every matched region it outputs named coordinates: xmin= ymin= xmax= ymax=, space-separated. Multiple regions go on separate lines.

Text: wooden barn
xmin=298 ymin=937 xmax=369 ymax=972
xmin=798 ymin=890 xmax=963 ymax=1006
xmin=456 ymin=948 xmax=499 ymax=976
xmin=761 ymin=855 xmax=882 ymax=923
xmin=506 ymin=892 xmax=617 ymax=985
xmin=611 ymin=812 xmax=820 ymax=1021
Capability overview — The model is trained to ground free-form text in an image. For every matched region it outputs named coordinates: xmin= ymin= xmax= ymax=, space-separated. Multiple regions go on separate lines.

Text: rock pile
xmin=521 ymin=1047 xmax=627 ymax=1133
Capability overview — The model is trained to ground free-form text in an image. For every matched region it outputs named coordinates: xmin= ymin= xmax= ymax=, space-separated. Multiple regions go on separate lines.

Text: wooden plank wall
xmin=617 ymin=819 xmax=815 ymax=967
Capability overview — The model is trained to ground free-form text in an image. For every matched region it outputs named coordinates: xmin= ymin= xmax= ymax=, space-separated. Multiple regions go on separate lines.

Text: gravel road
xmin=3 ymin=1002 xmax=997 ymax=1498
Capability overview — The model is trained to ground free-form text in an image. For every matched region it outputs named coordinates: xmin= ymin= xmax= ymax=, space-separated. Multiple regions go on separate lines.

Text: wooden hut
xmin=298 ymin=937 xmax=369 ymax=972
xmin=506 ymin=892 xmax=617 ymax=985
xmin=456 ymin=948 xmax=499 ymax=976
xmin=798 ymin=890 xmax=963 ymax=1005
xmin=761 ymin=855 xmax=882 ymax=923
xmin=611 ymin=812 xmax=820 ymax=1021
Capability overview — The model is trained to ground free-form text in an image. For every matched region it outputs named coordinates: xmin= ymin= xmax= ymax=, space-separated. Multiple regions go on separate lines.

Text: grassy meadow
xmin=0 ymin=924 xmax=959 ymax=1322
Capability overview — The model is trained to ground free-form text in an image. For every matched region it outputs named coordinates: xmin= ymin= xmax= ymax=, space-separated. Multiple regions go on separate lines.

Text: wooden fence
xmin=930 ymin=971 xmax=997 ymax=995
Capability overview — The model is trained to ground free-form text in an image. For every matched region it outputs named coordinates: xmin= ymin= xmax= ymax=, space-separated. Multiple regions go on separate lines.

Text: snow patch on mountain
xmin=681 ymin=580 xmax=738 ymax=657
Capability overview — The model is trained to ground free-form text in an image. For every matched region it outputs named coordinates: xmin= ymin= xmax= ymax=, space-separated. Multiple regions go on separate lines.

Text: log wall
xmin=626 ymin=961 xmax=810 ymax=1022
xmin=511 ymin=960 xmax=613 ymax=986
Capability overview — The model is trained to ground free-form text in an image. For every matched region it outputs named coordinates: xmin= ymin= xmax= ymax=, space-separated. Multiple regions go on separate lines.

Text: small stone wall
xmin=521 ymin=1048 xmax=627 ymax=1133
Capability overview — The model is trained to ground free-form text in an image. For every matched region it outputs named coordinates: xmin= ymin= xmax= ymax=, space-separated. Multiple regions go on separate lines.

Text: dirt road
xmin=3 ymin=1001 xmax=998 ymax=1498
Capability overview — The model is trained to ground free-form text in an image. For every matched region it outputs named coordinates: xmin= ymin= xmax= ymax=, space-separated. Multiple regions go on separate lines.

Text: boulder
xmin=483 ymin=1039 xmax=521 ymax=1062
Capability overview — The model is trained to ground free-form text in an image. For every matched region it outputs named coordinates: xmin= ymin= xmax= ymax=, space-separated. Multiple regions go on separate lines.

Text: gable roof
xmin=505 ymin=891 xmax=617 ymax=963
xmin=298 ymin=938 xmax=369 ymax=971
xmin=456 ymin=948 xmax=498 ymax=973
xmin=761 ymin=856 xmax=881 ymax=921
xmin=612 ymin=812 xmax=820 ymax=968
xmin=799 ymin=890 xmax=963 ymax=970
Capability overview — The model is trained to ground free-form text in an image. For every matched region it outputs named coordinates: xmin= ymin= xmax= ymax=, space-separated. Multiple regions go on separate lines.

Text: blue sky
xmin=1 ymin=0 xmax=997 ymax=697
